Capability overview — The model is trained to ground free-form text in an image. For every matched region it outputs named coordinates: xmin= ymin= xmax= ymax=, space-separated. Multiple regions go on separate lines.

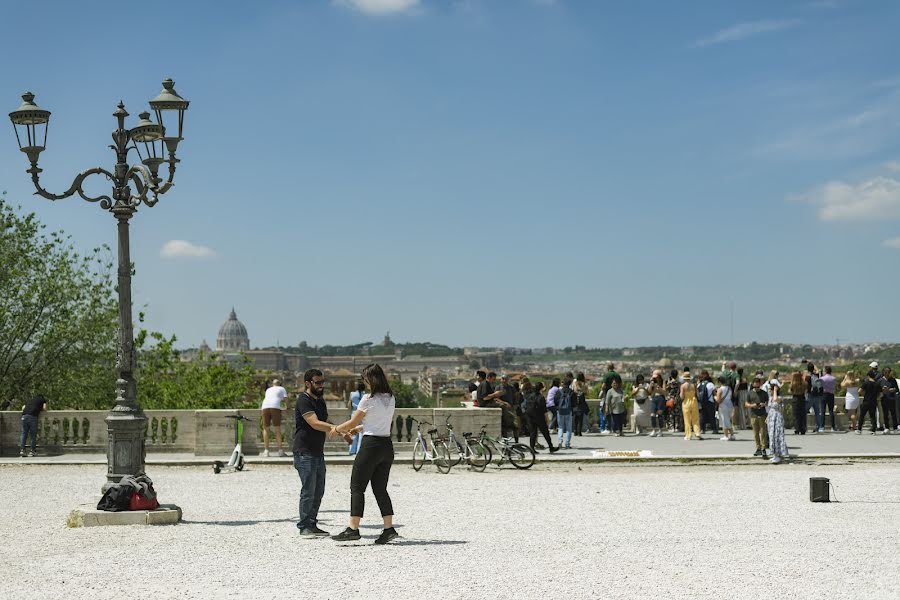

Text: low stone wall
xmin=0 ymin=408 xmax=501 ymax=457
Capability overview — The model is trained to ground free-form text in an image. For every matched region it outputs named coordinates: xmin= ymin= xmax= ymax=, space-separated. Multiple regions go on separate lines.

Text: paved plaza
xmin=3 ymin=459 xmax=899 ymax=600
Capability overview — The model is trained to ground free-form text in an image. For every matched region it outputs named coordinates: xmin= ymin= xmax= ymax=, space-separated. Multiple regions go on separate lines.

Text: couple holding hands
xmin=294 ymin=363 xmax=399 ymax=544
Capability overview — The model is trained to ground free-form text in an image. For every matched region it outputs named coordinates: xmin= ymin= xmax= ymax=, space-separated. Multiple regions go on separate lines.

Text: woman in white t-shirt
xmin=331 ymin=363 xmax=399 ymax=545
xmin=260 ymin=379 xmax=287 ymax=457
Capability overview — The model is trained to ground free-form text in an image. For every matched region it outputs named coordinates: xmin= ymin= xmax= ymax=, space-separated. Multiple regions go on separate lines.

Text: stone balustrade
xmin=0 ymin=408 xmax=502 ymax=457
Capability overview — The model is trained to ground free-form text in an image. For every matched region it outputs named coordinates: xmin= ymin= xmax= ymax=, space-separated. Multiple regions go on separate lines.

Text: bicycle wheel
xmin=412 ymin=439 xmax=425 ymax=471
xmin=508 ymin=443 xmax=536 ymax=469
xmin=467 ymin=439 xmax=490 ymax=473
xmin=480 ymin=439 xmax=498 ymax=466
xmin=432 ymin=440 xmax=452 ymax=474
xmin=447 ymin=438 xmax=464 ymax=467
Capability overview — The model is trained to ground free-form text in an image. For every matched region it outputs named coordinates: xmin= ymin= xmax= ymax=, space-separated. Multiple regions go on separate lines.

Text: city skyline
xmin=2 ymin=1 xmax=899 ymax=349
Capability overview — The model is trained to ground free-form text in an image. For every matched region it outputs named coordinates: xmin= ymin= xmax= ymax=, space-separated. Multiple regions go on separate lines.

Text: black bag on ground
xmin=97 ymin=482 xmax=136 ymax=512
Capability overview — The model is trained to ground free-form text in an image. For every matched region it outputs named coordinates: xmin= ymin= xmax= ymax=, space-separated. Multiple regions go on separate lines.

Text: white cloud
xmin=886 ymin=160 xmax=900 ymax=172
xmin=334 ymin=0 xmax=420 ymax=16
xmin=160 ymin=240 xmax=217 ymax=259
xmin=793 ymin=176 xmax=900 ymax=221
xmin=693 ymin=19 xmax=801 ymax=48
xmin=883 ymin=237 xmax=900 ymax=249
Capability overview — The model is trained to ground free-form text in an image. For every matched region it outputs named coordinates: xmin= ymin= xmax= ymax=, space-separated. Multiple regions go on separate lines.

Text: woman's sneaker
xmin=374 ymin=527 xmax=399 ymax=545
xmin=331 ymin=527 xmax=361 ymax=541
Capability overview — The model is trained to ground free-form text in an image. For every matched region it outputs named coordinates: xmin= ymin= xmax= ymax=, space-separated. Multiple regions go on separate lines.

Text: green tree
xmin=0 ymin=193 xmax=118 ymax=409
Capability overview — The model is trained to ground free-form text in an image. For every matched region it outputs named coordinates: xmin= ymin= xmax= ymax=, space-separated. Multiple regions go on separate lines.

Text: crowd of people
xmin=469 ymin=360 xmax=900 ymax=464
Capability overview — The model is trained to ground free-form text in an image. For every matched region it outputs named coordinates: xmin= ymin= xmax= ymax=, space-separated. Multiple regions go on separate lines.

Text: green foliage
xmin=134 ymin=316 xmax=258 ymax=409
xmin=387 ymin=378 xmax=432 ymax=408
xmin=0 ymin=193 xmax=118 ymax=409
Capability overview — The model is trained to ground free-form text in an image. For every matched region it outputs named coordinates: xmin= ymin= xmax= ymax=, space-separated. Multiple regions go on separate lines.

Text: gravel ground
xmin=2 ymin=461 xmax=899 ymax=600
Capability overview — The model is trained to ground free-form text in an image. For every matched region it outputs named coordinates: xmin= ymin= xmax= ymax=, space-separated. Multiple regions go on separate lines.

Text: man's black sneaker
xmin=548 ymin=446 xmax=559 ymax=453
xmin=753 ymin=449 xmax=761 ymax=457
xmin=331 ymin=527 xmax=361 ymax=541
xmin=374 ymin=527 xmax=399 ymax=545
xmin=308 ymin=525 xmax=330 ymax=537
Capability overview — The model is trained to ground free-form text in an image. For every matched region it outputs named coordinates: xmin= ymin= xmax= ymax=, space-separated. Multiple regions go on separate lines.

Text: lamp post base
xmin=102 ymin=406 xmax=147 ymax=493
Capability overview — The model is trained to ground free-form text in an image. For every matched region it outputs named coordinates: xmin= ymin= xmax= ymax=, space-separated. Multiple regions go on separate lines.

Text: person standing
xmin=556 ymin=379 xmax=575 ymax=449
xmin=348 ymin=382 xmax=366 ymax=455
xmin=820 ymin=366 xmax=838 ymax=432
xmin=842 ymin=369 xmax=861 ymax=432
xmin=880 ymin=367 xmax=899 ymax=433
xmin=877 ymin=367 xmax=898 ymax=434
xmin=525 ymin=381 xmax=558 ymax=453
xmin=716 ymin=376 xmax=735 ymax=441
xmin=601 ymin=364 xmax=622 ymax=434
xmin=605 ymin=379 xmax=626 ymax=436
xmin=498 ymin=375 xmax=519 ymax=441
xmin=630 ymin=374 xmax=650 ymax=435
xmin=698 ymin=371 xmax=718 ymax=436
xmin=546 ymin=378 xmax=561 ymax=432
xmin=790 ymin=371 xmax=808 ymax=435
xmin=572 ymin=372 xmax=590 ymax=435
xmin=20 ymin=394 xmax=47 ymax=457
xmin=733 ymin=367 xmax=749 ymax=431
xmin=294 ymin=369 xmax=338 ymax=537
xmin=680 ymin=372 xmax=701 ymax=440
xmin=857 ymin=369 xmax=881 ymax=435
xmin=648 ymin=370 xmax=666 ymax=437
xmin=805 ymin=363 xmax=825 ymax=434
xmin=745 ymin=378 xmax=769 ymax=458
xmin=666 ymin=369 xmax=682 ymax=434
xmin=765 ymin=372 xmax=788 ymax=464
xmin=331 ymin=364 xmax=399 ymax=545
xmin=260 ymin=378 xmax=288 ymax=457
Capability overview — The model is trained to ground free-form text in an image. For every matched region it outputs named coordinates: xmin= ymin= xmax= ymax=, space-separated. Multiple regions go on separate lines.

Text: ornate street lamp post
xmin=9 ymin=80 xmax=189 ymax=491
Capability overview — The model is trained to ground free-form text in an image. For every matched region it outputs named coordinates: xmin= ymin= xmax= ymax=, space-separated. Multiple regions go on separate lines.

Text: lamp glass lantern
xmin=9 ymin=92 xmax=50 ymax=165
xmin=129 ymin=111 xmax=165 ymax=178
xmin=148 ymin=78 xmax=189 ymax=155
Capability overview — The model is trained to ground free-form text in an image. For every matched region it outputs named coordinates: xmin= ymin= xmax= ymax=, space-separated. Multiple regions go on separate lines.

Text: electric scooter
xmin=212 ymin=413 xmax=253 ymax=474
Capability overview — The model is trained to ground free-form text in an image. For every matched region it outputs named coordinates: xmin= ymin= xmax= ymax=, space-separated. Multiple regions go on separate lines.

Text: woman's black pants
xmin=793 ymin=396 xmax=807 ymax=433
xmin=350 ymin=436 xmax=394 ymax=518
xmin=529 ymin=412 xmax=553 ymax=450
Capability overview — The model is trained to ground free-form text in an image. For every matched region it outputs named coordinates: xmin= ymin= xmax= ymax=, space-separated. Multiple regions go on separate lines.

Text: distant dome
xmin=217 ymin=308 xmax=249 ymax=352
xmin=659 ymin=357 xmax=674 ymax=369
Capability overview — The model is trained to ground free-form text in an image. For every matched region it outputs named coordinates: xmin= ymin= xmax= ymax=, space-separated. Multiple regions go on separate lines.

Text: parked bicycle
xmin=441 ymin=415 xmax=490 ymax=472
xmin=477 ymin=424 xmax=535 ymax=469
xmin=411 ymin=418 xmax=452 ymax=474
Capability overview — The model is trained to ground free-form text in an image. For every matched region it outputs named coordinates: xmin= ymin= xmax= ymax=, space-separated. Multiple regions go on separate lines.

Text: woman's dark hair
xmin=635 ymin=374 xmax=644 ymax=384
xmin=717 ymin=376 xmax=726 ymax=384
xmin=551 ymin=378 xmax=561 ymax=387
xmin=669 ymin=369 xmax=679 ymax=380
xmin=535 ymin=381 xmax=545 ymax=393
xmin=522 ymin=380 xmax=533 ymax=392
xmin=737 ymin=368 xmax=744 ymax=376
xmin=362 ymin=363 xmax=393 ymax=396
xmin=576 ymin=372 xmax=585 ymax=382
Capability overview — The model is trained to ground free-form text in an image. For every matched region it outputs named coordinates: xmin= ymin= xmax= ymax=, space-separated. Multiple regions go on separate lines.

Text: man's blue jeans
xmin=293 ymin=453 xmax=326 ymax=530
xmin=20 ymin=415 xmax=38 ymax=452
xmin=809 ymin=395 xmax=824 ymax=431
xmin=557 ymin=413 xmax=573 ymax=446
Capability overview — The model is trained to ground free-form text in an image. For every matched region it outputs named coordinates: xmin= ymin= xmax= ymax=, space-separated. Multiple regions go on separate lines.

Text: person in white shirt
xmin=331 ymin=363 xmax=400 ymax=545
xmin=260 ymin=379 xmax=287 ymax=457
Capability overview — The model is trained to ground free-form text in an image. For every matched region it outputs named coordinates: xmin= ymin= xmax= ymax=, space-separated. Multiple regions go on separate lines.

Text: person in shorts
xmin=261 ymin=378 xmax=288 ymax=457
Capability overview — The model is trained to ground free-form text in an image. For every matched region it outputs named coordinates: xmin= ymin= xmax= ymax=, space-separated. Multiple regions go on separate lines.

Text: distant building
xmin=217 ymin=308 xmax=249 ymax=352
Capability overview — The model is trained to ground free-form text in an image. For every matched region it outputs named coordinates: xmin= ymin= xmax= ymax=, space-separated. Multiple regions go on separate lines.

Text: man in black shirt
xmin=294 ymin=369 xmax=337 ymax=536
xmin=878 ymin=367 xmax=898 ymax=433
xmin=20 ymin=394 xmax=47 ymax=457
xmin=857 ymin=370 xmax=881 ymax=434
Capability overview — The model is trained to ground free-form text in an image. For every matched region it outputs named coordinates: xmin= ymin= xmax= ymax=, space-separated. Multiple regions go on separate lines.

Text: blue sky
xmin=2 ymin=0 xmax=899 ymax=349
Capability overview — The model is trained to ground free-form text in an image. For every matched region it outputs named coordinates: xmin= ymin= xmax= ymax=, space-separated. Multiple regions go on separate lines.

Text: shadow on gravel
xmin=335 ymin=539 xmax=466 ymax=548
xmin=183 ymin=518 xmax=297 ymax=526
